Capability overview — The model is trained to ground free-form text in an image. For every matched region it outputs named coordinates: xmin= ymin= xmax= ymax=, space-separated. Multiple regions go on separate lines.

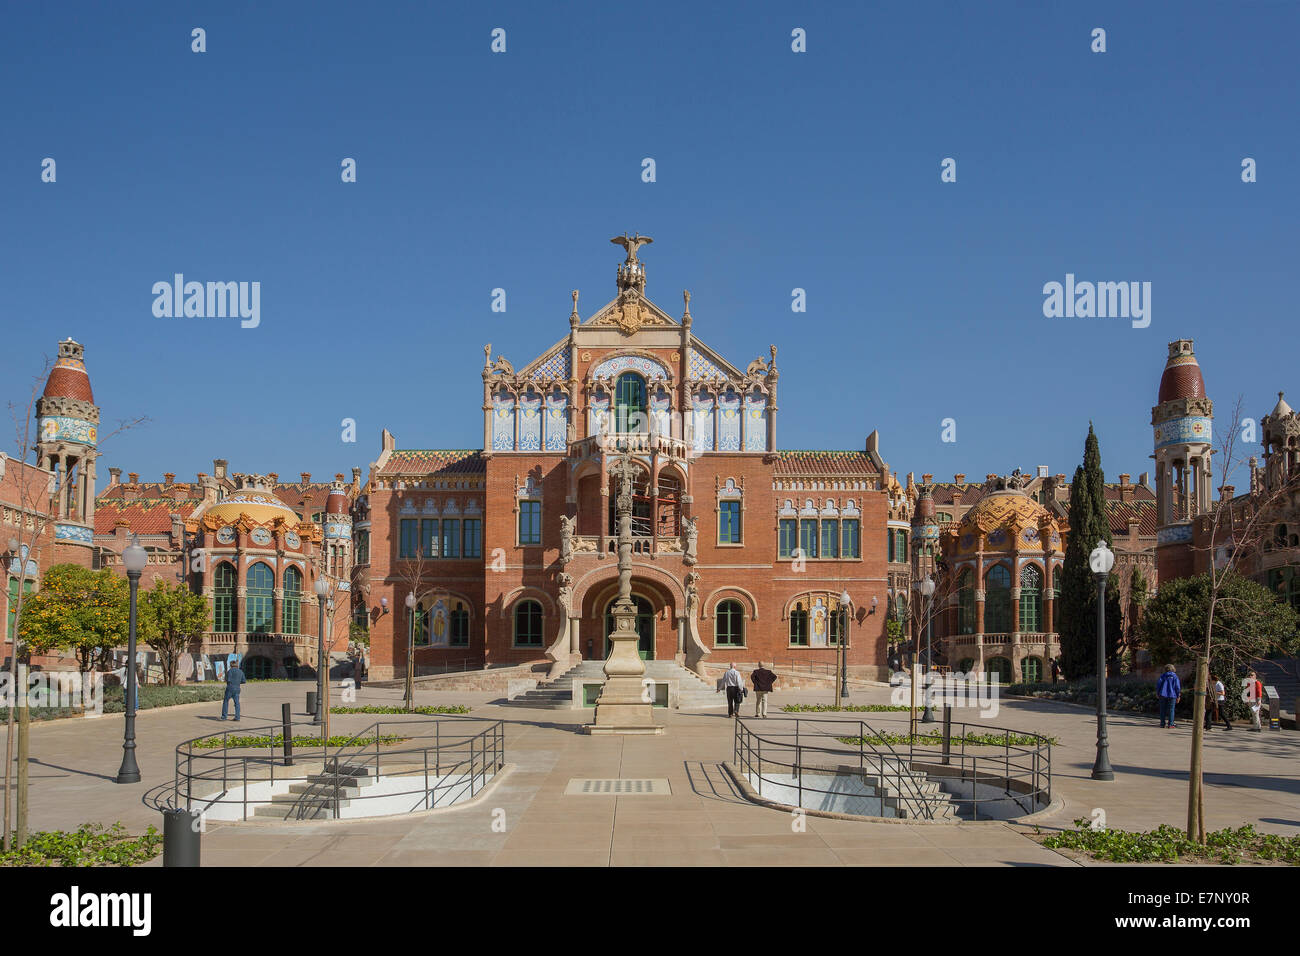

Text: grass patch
xmin=838 ymin=729 xmax=1055 ymax=748
xmin=331 ymin=704 xmax=471 ymax=715
xmin=782 ymin=703 xmax=910 ymax=713
xmin=190 ymin=732 xmax=408 ymax=750
xmin=0 ymin=822 xmax=162 ymax=867
xmin=1038 ymin=819 xmax=1300 ymax=865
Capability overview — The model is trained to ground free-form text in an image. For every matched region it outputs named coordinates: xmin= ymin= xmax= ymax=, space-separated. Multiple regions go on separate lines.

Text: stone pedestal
xmin=585 ymin=597 xmax=662 ymax=734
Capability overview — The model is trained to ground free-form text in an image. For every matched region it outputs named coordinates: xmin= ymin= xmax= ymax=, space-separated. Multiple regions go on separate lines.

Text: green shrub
xmin=782 ymin=703 xmax=910 ymax=713
xmin=331 ymin=704 xmax=471 ymax=715
xmin=1040 ymin=819 xmax=1300 ymax=865
xmin=0 ymin=822 xmax=162 ymax=867
xmin=191 ymin=732 xmax=408 ymax=750
xmin=838 ymin=729 xmax=1055 ymax=748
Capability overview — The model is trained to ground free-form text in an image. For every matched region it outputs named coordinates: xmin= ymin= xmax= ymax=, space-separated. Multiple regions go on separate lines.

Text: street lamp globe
xmin=405 ymin=592 xmax=416 ymax=610
xmin=919 ymin=575 xmax=935 ymax=598
xmin=314 ymin=576 xmax=330 ymax=599
xmin=122 ymin=535 xmax=148 ymax=574
xmin=7 ymin=537 xmax=19 ymax=554
xmin=840 ymin=590 xmax=851 ymax=607
xmin=1089 ymin=540 xmax=1115 ymax=576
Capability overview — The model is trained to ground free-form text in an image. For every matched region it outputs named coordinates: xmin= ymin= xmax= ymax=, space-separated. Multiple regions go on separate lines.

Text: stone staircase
xmin=847 ymin=756 xmax=959 ymax=821
xmin=505 ymin=659 xmax=724 ymax=710
xmin=252 ymin=764 xmax=376 ymax=820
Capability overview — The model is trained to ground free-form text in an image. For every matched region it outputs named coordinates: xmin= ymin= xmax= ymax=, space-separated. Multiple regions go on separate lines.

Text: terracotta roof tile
xmin=772 ymin=450 xmax=879 ymax=477
xmin=380 ymin=450 xmax=486 ymax=476
xmin=94 ymin=497 xmax=202 ymax=534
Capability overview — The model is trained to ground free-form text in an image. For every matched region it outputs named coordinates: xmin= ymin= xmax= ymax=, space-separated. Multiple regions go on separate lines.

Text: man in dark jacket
xmin=221 ymin=660 xmax=246 ymax=721
xmin=1156 ymin=664 xmax=1181 ymax=729
xmin=750 ymin=663 xmax=777 ymax=717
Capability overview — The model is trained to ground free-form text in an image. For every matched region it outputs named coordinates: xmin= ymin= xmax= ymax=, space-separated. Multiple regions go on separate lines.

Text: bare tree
xmin=1184 ymin=397 xmax=1300 ymax=842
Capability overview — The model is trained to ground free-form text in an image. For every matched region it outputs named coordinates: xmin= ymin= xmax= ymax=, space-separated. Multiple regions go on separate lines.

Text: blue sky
xmin=2 ymin=2 xmax=1296 ymax=491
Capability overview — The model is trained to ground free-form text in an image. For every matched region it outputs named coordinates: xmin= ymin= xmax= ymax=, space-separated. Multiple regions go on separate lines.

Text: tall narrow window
xmin=985 ymin=564 xmax=1012 ymax=633
xmin=399 ymin=519 xmax=418 ymax=558
xmin=450 ymin=602 xmax=470 ymax=647
xmin=519 ymin=501 xmax=541 ymax=545
xmin=355 ymin=530 xmax=370 ymax=565
xmin=841 ymin=519 xmax=860 ymax=559
xmin=821 ymin=519 xmax=839 ymax=558
xmin=614 ymin=372 xmax=648 ymax=432
xmin=778 ymin=518 xmax=798 ymax=558
xmin=514 ymin=600 xmax=543 ymax=646
xmin=421 ymin=518 xmax=438 ymax=558
xmin=462 ymin=519 xmax=482 ymax=558
xmin=789 ymin=602 xmax=809 ymax=646
xmin=212 ymin=562 xmax=236 ymax=632
xmin=799 ymin=519 xmax=819 ymax=559
xmin=887 ymin=531 xmax=895 ymax=563
xmin=283 ymin=566 xmax=302 ymax=634
xmin=957 ymin=569 xmax=975 ymax=635
xmin=245 ymin=562 xmax=274 ymax=634
xmin=715 ymin=600 xmax=744 ymax=646
xmin=414 ymin=601 xmax=429 ymax=646
xmin=442 ymin=519 xmax=460 ymax=558
xmin=718 ymin=500 xmax=742 ymax=544
xmin=1019 ymin=564 xmax=1042 ymax=632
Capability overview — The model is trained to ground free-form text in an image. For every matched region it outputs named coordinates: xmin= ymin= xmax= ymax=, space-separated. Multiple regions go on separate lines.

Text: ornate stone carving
xmin=559 ymin=514 xmax=575 ymax=565
xmin=682 ymin=515 xmax=698 ymax=566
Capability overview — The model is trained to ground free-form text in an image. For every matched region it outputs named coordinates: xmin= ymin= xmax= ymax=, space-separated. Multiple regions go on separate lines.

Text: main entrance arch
xmin=604 ymin=595 xmax=655 ymax=660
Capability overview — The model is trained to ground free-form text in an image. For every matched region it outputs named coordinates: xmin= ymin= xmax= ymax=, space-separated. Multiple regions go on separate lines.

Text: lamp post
xmin=917 ymin=575 xmax=936 ymax=723
xmin=313 ymin=577 xmax=329 ymax=727
xmin=839 ymin=590 xmax=851 ymax=701
xmin=115 ymin=535 xmax=147 ymax=784
xmin=404 ymin=592 xmax=416 ymax=712
xmin=1089 ymin=540 xmax=1115 ymax=781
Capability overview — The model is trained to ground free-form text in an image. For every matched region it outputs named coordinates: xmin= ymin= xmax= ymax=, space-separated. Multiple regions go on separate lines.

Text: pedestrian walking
xmin=1211 ymin=674 xmax=1230 ymax=730
xmin=1156 ymin=664 xmax=1181 ymax=729
xmin=221 ymin=659 xmax=246 ymax=721
xmin=1203 ymin=673 xmax=1219 ymax=731
xmin=1246 ymin=670 xmax=1264 ymax=731
xmin=750 ymin=662 xmax=777 ymax=718
xmin=720 ymin=662 xmax=745 ymax=718
xmin=1050 ymin=657 xmax=1060 ymax=684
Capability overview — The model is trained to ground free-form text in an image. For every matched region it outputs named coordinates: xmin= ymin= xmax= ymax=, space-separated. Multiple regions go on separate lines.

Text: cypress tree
xmin=1058 ymin=424 xmax=1123 ymax=678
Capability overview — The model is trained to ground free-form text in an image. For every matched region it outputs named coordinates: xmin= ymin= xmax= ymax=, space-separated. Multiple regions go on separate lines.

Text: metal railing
xmin=733 ymin=715 xmax=1052 ymax=821
xmin=172 ymin=717 xmax=505 ymax=822
xmin=733 ymin=716 xmax=940 ymax=820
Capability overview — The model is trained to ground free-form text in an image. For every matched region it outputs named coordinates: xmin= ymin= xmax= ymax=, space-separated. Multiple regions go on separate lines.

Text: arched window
xmin=986 ymin=656 xmax=1012 ymax=684
xmin=614 ymin=372 xmax=647 ymax=433
xmin=715 ymin=600 xmax=744 ymax=647
xmin=245 ymin=562 xmax=274 ymax=634
xmin=789 ymin=602 xmax=809 ymax=646
xmin=514 ymin=599 xmax=543 ymax=647
xmin=957 ymin=569 xmax=975 ymax=635
xmin=985 ymin=564 xmax=1012 ymax=633
xmin=213 ymin=562 xmax=236 ymax=632
xmin=283 ymin=566 xmax=302 ymax=634
xmin=1019 ymin=564 xmax=1042 ymax=632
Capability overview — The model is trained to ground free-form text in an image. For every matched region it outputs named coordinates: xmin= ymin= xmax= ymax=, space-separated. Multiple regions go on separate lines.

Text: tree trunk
xmin=15 ymin=682 xmax=28 ymax=848
xmin=1187 ymin=654 xmax=1209 ymax=842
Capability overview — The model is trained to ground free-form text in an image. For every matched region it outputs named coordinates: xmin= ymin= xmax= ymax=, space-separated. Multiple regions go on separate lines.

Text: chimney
xmin=334 ymin=472 xmax=345 ymax=483
xmin=213 ymin=459 xmax=228 ymax=480
xmin=952 ymin=489 xmax=963 ymax=508
xmin=127 ymin=472 xmax=138 ymax=484
xmin=1221 ymin=484 xmax=1235 ymax=500
xmin=954 ymin=473 xmax=965 ymax=484
xmin=922 ymin=473 xmax=933 ymax=484
xmin=1119 ymin=474 xmax=1133 ymax=503
xmin=164 ymin=472 xmax=175 ymax=486
xmin=170 ymin=513 xmax=184 ymax=547
xmin=108 ymin=467 xmax=122 ymax=484
xmin=1139 ymin=471 xmax=1150 ymax=488
xmin=300 ymin=472 xmax=312 ymax=485
xmin=1127 ymin=515 xmax=1140 ymax=544
xmin=268 ymin=472 xmax=279 ymax=484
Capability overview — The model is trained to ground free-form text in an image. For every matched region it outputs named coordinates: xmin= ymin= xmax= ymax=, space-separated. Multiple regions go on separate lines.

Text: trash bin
xmin=162 ymin=808 xmax=201 ymax=867
xmin=306 ymin=691 xmax=318 ymax=716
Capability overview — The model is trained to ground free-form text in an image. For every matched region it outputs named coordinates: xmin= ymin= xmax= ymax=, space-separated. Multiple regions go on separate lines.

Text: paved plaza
xmin=5 ymin=681 xmax=1298 ymax=867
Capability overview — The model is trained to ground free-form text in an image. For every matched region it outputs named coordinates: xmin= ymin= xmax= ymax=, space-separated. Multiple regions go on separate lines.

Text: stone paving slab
xmin=5 ymin=678 xmax=1297 ymax=866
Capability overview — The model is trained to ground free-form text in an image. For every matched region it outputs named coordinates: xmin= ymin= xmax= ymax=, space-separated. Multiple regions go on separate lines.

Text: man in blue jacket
xmin=221 ymin=660 xmax=246 ymax=721
xmin=1156 ymin=664 xmax=1181 ymax=729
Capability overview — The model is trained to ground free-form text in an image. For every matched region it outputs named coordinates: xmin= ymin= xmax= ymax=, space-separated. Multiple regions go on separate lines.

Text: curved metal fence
xmin=172 ymin=717 xmax=505 ymax=822
xmin=733 ymin=715 xmax=1051 ymax=821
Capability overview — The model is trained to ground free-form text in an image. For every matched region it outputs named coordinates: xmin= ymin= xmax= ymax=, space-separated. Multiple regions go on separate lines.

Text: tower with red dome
xmin=36 ymin=338 xmax=100 ymax=568
xmin=1152 ymin=339 xmax=1213 ymax=582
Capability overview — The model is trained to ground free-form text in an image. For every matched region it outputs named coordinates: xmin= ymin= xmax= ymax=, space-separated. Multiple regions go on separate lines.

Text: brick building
xmin=362 ymin=235 xmax=899 ymax=681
